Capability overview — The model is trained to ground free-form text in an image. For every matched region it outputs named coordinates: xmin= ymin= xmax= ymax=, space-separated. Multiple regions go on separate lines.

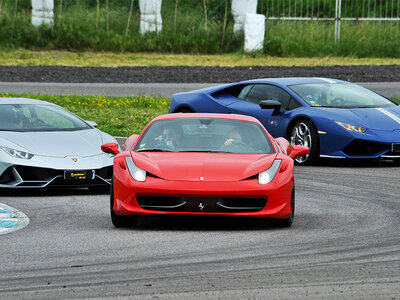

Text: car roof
xmin=154 ymin=113 xmax=262 ymax=123
xmin=174 ymin=77 xmax=351 ymax=96
xmin=242 ymin=77 xmax=350 ymax=86
xmin=0 ymin=98 xmax=55 ymax=105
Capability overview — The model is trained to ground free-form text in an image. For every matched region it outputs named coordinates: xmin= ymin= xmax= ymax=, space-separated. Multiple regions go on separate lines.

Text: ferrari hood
xmin=0 ymin=129 xmax=104 ymax=157
xmin=132 ymin=152 xmax=277 ymax=182
xmin=319 ymin=106 xmax=400 ymax=130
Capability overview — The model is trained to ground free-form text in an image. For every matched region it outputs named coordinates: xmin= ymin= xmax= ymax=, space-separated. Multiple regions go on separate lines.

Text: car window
xmin=237 ymin=85 xmax=254 ymax=100
xmin=286 ymin=97 xmax=302 ymax=110
xmin=135 ymin=118 xmax=275 ymax=154
xmin=289 ymin=83 xmax=397 ymax=107
xmin=0 ymin=104 xmax=90 ymax=132
xmin=34 ymin=106 xmax=76 ymax=129
xmin=245 ymin=84 xmax=292 ymax=109
xmin=245 ymin=84 xmax=269 ymax=104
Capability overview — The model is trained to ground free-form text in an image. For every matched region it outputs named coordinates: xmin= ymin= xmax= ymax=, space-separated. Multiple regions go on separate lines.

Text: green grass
xmin=2 ymin=93 xmax=399 ymax=137
xmin=264 ymin=21 xmax=400 ymax=57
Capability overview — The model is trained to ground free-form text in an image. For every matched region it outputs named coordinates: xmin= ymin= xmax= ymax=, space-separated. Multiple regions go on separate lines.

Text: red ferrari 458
xmin=101 ymin=113 xmax=308 ymax=228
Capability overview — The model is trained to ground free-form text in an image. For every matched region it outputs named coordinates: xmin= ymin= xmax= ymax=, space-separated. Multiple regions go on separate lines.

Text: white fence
xmin=261 ymin=0 xmax=400 ymax=44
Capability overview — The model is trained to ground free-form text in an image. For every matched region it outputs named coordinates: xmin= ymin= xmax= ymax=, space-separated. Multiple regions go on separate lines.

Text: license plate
xmin=392 ymin=143 xmax=400 ymax=153
xmin=64 ymin=170 xmax=95 ymax=180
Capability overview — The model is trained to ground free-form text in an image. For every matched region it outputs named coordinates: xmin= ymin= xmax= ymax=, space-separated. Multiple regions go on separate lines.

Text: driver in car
xmin=223 ymin=128 xmax=243 ymax=147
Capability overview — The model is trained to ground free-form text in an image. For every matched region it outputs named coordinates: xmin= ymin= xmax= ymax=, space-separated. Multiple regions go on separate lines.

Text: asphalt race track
xmin=0 ymin=159 xmax=399 ymax=299
xmin=1 ymin=65 xmax=400 ymax=97
xmin=0 ymin=66 xmax=400 ymax=298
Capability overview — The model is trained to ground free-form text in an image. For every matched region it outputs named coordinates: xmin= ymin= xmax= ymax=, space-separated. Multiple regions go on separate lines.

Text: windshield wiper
xmin=136 ymin=148 xmax=173 ymax=152
xmin=182 ymin=150 xmax=229 ymax=153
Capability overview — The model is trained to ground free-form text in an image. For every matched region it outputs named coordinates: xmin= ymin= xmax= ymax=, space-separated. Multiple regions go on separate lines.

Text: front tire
xmin=289 ymin=119 xmax=319 ymax=165
xmin=110 ymin=183 xmax=139 ymax=228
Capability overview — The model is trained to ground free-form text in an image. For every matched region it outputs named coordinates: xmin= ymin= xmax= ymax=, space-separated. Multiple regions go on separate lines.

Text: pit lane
xmin=0 ymin=159 xmax=399 ymax=298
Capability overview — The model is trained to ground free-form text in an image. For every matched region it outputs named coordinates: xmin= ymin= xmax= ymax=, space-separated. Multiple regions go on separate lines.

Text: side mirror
xmin=275 ymin=137 xmax=309 ymax=159
xmin=86 ymin=121 xmax=98 ymax=128
xmin=275 ymin=137 xmax=291 ymax=156
xmin=289 ymin=146 xmax=309 ymax=160
xmin=259 ymin=100 xmax=281 ymax=115
xmin=101 ymin=142 xmax=120 ymax=155
xmin=122 ymin=134 xmax=140 ymax=151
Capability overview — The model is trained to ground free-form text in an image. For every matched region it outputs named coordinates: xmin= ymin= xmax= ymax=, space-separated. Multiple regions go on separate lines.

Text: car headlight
xmin=125 ymin=156 xmax=146 ymax=182
xmin=0 ymin=146 xmax=34 ymax=159
xmin=334 ymin=121 xmax=366 ymax=133
xmin=258 ymin=160 xmax=281 ymax=185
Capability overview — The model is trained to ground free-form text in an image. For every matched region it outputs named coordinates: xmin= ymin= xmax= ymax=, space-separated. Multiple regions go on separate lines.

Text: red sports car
xmin=101 ymin=113 xmax=308 ymax=228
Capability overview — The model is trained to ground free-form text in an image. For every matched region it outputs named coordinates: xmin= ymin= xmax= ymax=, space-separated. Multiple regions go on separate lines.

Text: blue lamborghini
xmin=169 ymin=77 xmax=400 ymax=164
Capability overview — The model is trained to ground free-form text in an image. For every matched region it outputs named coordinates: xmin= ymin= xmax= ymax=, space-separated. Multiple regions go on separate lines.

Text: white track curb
xmin=0 ymin=203 xmax=30 ymax=235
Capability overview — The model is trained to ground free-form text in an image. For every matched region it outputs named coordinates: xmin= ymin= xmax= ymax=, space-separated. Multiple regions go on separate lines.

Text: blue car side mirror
xmin=259 ymin=100 xmax=282 ymax=115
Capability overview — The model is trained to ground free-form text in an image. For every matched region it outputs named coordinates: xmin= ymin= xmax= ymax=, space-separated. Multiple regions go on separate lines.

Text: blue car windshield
xmin=135 ymin=118 xmax=275 ymax=154
xmin=289 ymin=83 xmax=396 ymax=108
xmin=0 ymin=104 xmax=91 ymax=132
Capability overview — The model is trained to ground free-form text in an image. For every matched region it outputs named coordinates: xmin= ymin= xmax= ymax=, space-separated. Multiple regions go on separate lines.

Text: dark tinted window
xmin=286 ymin=97 xmax=302 ymax=110
xmin=238 ymin=85 xmax=253 ymax=100
xmin=245 ymin=84 xmax=292 ymax=109
xmin=245 ymin=84 xmax=270 ymax=104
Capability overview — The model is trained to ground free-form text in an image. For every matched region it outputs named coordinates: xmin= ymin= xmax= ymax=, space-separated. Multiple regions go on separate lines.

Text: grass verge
xmin=1 ymin=50 xmax=400 ymax=67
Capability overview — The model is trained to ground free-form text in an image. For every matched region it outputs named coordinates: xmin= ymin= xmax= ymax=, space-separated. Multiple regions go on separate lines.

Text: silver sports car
xmin=0 ymin=98 xmax=116 ymax=189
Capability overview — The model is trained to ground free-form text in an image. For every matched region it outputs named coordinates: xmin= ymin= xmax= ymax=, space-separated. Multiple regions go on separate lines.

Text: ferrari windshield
xmin=135 ymin=118 xmax=275 ymax=154
xmin=289 ymin=82 xmax=396 ymax=108
xmin=0 ymin=104 xmax=91 ymax=132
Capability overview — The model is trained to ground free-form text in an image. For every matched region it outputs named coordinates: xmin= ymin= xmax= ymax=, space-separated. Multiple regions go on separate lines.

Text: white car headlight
xmin=258 ymin=160 xmax=281 ymax=185
xmin=0 ymin=146 xmax=34 ymax=159
xmin=335 ymin=121 xmax=366 ymax=133
xmin=125 ymin=156 xmax=146 ymax=182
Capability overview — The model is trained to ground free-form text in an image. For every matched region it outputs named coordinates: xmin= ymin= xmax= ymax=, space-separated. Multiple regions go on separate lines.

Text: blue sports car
xmin=169 ymin=77 xmax=400 ymax=164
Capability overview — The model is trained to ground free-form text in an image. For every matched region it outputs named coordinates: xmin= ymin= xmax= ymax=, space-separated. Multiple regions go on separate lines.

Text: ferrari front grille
xmin=137 ymin=196 xmax=267 ymax=213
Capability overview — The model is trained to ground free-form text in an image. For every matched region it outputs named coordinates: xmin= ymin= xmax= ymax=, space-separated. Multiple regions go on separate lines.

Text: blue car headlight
xmin=334 ymin=121 xmax=367 ymax=133
xmin=125 ymin=156 xmax=146 ymax=182
xmin=0 ymin=146 xmax=34 ymax=159
xmin=258 ymin=160 xmax=281 ymax=185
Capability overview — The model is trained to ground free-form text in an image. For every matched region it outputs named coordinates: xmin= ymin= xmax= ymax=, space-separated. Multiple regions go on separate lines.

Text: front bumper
xmin=113 ymin=169 xmax=293 ymax=219
xmin=319 ymin=128 xmax=400 ymax=159
xmin=0 ymin=164 xmax=112 ymax=188
xmin=0 ymin=153 xmax=114 ymax=189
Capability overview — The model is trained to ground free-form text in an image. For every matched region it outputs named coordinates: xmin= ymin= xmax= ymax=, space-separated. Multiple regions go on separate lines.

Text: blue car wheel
xmin=290 ymin=119 xmax=319 ymax=165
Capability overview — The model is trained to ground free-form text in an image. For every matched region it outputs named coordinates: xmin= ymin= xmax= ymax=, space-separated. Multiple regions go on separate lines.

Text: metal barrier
xmin=262 ymin=0 xmax=400 ymax=44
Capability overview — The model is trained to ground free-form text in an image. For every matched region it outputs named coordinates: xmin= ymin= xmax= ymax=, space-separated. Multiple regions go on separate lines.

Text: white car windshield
xmin=289 ymin=83 xmax=396 ymax=108
xmin=135 ymin=118 xmax=275 ymax=154
xmin=0 ymin=104 xmax=91 ymax=132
